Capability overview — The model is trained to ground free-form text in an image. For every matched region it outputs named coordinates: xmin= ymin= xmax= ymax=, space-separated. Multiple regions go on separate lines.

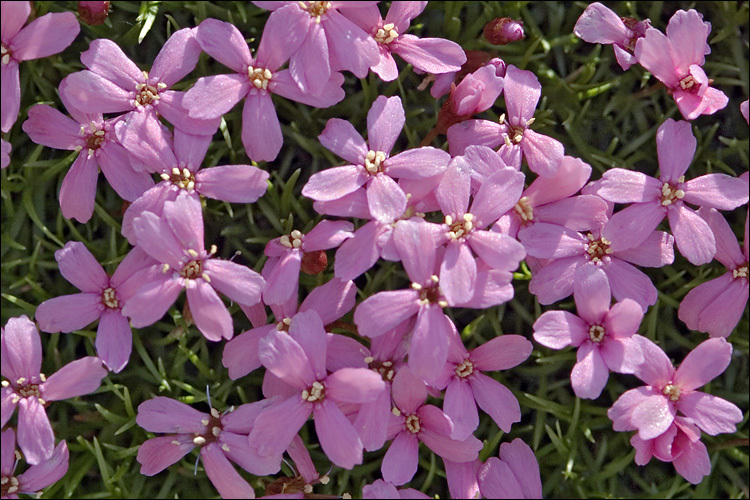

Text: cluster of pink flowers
xmin=1 ymin=1 xmax=747 ymax=498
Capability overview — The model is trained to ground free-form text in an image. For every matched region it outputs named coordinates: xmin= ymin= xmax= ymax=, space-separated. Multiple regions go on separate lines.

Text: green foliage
xmin=1 ymin=1 xmax=748 ymax=498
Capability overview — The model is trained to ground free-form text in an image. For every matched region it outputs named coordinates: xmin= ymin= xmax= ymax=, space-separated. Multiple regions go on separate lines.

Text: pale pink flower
xmin=635 ymin=9 xmax=728 ymax=120
xmin=595 ymin=119 xmax=748 ymax=264
xmin=1 ymin=428 xmax=69 ymax=499
xmin=1 ymin=1 xmax=79 ymax=132
xmin=1 ymin=316 xmax=106 ymax=465
xmin=477 ymin=438 xmax=542 ymax=499
xmin=340 ymin=1 xmax=466 ymax=82
xmin=35 ymin=242 xmax=155 ymax=373
xmin=574 ymin=2 xmax=650 ymax=70
xmin=608 ymin=337 xmax=742 ymax=442
xmin=678 ymin=207 xmax=748 ymax=337
xmin=533 ymin=265 xmax=645 ymax=399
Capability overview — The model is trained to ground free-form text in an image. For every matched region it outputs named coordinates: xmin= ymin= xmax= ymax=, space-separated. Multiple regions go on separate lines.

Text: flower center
xmin=280 ymin=230 xmax=304 ymax=249
xmin=660 ymin=177 xmax=685 ymax=206
xmin=364 ymin=150 xmax=387 ymax=174
xmin=662 ymin=383 xmax=680 ymax=402
xmin=134 ymin=71 xmax=164 ymax=107
xmin=1 ymin=44 xmax=11 ymax=65
xmin=514 ymin=196 xmax=534 ymax=222
xmin=499 ymin=114 xmax=533 ymax=147
xmin=179 ymin=257 xmax=203 ymax=280
xmin=301 ymin=381 xmax=326 ymax=403
xmin=445 ymin=213 xmax=474 ymax=240
xmin=412 ymin=275 xmax=448 ymax=308
xmin=678 ymin=75 xmax=696 ymax=91
xmin=365 ymin=357 xmax=395 ymax=382
xmin=247 ymin=65 xmax=273 ymax=90
xmin=733 ymin=263 xmax=748 ymax=280
xmin=160 ymin=164 xmax=196 ymax=191
xmin=102 ymin=287 xmax=119 ymax=309
xmin=1 ymin=476 xmax=19 ymax=497
xmin=455 ymin=359 xmax=474 ymax=378
xmin=190 ymin=407 xmax=225 ymax=448
xmin=374 ymin=23 xmax=399 ymax=44
xmin=588 ymin=324 xmax=606 ymax=343
xmin=585 ymin=233 xmax=612 ymax=263
xmin=300 ymin=1 xmax=331 ymax=22
xmin=405 ymin=414 xmax=421 ymax=434
xmin=275 ymin=317 xmax=292 ymax=332
xmin=7 ymin=374 xmax=47 ymax=405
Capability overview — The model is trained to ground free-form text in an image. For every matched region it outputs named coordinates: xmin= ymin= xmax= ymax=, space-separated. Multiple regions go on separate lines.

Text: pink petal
xmin=391 ymin=365 xmax=427 ymax=414
xmin=420 ymin=428 xmax=482 ymax=462
xmin=471 ymin=334 xmax=533 ymax=371
xmin=132 ymin=210 xmax=189 ymax=269
xmin=17 ymin=397 xmax=54 ymax=465
xmin=12 ymin=12 xmax=79 ymax=61
xmin=326 ymin=368 xmax=385 ymax=404
xmin=222 ymin=326 xmax=272 ymax=380
xmin=391 ymin=35 xmax=465 ymax=74
xmin=183 ymin=73 xmax=250 ymax=119
xmin=470 ymin=372 xmax=520 ymax=433
xmin=393 ymin=219 xmax=438 ymax=283
xmin=633 ymin=336 xmax=675 ymax=387
xmin=385 ymin=147 xmax=451 ymax=180
xmin=656 ymin=119 xmax=695 ymax=182
xmin=22 ymin=104 xmax=82 ymax=150
xmin=478 ymin=457 xmax=524 ymax=499
xmin=121 ymin=273 xmax=182 ymax=328
xmin=445 ymin=460 xmax=481 ymax=500
xmin=603 ymin=202 xmax=666 ymax=253
xmin=674 ymin=337 xmax=732 ymax=391
xmin=79 ymin=38 xmax=142 ymax=90
xmin=115 ymin=112 xmax=175 ymax=171
xmin=683 ymin=173 xmax=749 ymax=210
xmin=446 ymin=119 xmax=503 ymax=156
xmin=571 ymin=342 xmax=609 ymax=399
xmin=521 ymin=129 xmax=564 ymax=177
xmin=137 ymin=435 xmax=194 ymax=476
xmin=440 ymin=242 xmax=476 ymax=305
xmin=573 ymin=3 xmax=631 ymax=44
xmin=1 ymin=1 xmax=30 ymax=41
xmin=634 ymin=28 xmax=679 ymax=88
xmin=157 ymin=90 xmax=221 ymax=135
xmin=672 ymin=433 xmax=711 ymax=485
xmin=163 ymin=193 xmax=205 ymax=254
xmin=195 ymin=165 xmax=269 ymax=203
xmin=325 ymin=9 xmax=379 ymax=78
xmin=62 ymin=70 xmax=134 ymax=114
xmin=41 ymin=356 xmax=105 ymax=400
xmin=302 ymin=165 xmax=368 ymax=201
xmin=318 ymin=118 xmax=367 ymax=164
xmin=525 ymin=155 xmax=591 ymax=206
xmin=596 ymin=168 xmax=661 ymax=203
xmin=249 ymin=396 xmax=311 ymax=458
xmin=220 ymin=428 xmax=281 ymax=476
xmin=517 ymin=223 xmax=587 ymax=259
xmin=665 ymin=9 xmax=710 ymax=73
xmin=444 ymin=379 xmax=479 ymax=440
xmin=436 ymin=157 xmax=471 ymax=217
xmin=697 ymin=207 xmax=745 ymax=269
xmin=631 ymin=394 xmax=675 ymax=440
xmin=17 ymin=440 xmax=69 ymax=492
xmin=288 ymin=310 xmax=328 ymax=380
xmin=603 ymin=299 xmax=644 ymax=341
xmin=573 ymin=264 xmax=610 ymax=325
xmin=668 ymin=204 xmax=716 ymax=265
xmin=289 ymin=21 xmax=330 ymax=96
xmin=0 ymin=61 xmax=20 ymax=132
xmin=98 ymin=142 xmax=154 ymax=202
xmin=382 ymin=431 xmax=419 ymax=486
xmin=203 ymin=259 xmax=264 ymax=307
xmin=195 ymin=18 xmax=253 ymax=73
xmin=186 ymin=280 xmax=233 ymax=341
xmin=367 ymin=173 xmax=407 ymax=223
xmin=528 ymin=256 xmax=581 ymax=305
xmin=608 ymin=386 xmax=654 ymax=431
xmin=201 ymin=443 xmax=257 ymax=499
xmin=333 ymin=222 xmax=385 ymax=280
xmin=367 ymin=95 xmax=404 ymax=154
xmin=314 ymin=399 xmax=363 ymax=469
xmin=469 ymin=231 xmax=526 ymax=271
xmin=498 ymin=438 xmax=542 ymax=499
xmin=676 ymin=391 xmax=742 ymax=436
xmin=503 ymin=65 xmax=540 ymax=124
xmin=242 ymin=92 xmax=282 ymax=162
xmin=59 ymin=154 xmax=99 ymax=223
xmin=54 ymin=241 xmax=108 ymax=293
xmin=35 ymin=293 xmax=102 ymax=334
xmin=353 ymin=289 xmax=420 ymax=338
xmin=151 ymin=28 xmax=201 ymax=87
xmin=612 ymin=229 xmax=675 ymax=267
xmin=270 ymin=68 xmax=345 ymax=107
xmin=1 ymin=316 xmax=41 ymax=382
xmin=258 ymin=329 xmax=316 ymax=389
xmin=135 ymin=397 xmax=207 ymax=433
xmin=95 ymin=310 xmax=132 ymax=373
xmin=694 ymin=277 xmax=748 ymax=338
xmin=533 ymin=310 xmax=588 ymax=349
xmin=601 ymin=258 xmax=657 ymax=312
xmin=408 ymin=306 xmax=452 ymax=381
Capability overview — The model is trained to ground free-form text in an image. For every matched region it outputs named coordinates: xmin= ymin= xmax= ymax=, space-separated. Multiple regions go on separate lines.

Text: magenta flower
xmin=432 ymin=333 xmax=532 ymax=440
xmin=121 ymin=193 xmax=265 ymax=341
xmin=608 ymin=337 xmax=742 ymax=442
xmin=447 ymin=65 xmax=564 ymax=177
xmin=340 ymin=2 xmax=466 ymax=82
xmin=35 ymin=242 xmax=155 ymax=373
xmin=23 ymin=76 xmax=154 ymax=223
xmin=183 ymin=17 xmax=344 ymax=162
xmin=533 ymin=265 xmax=645 ymax=399
xmin=635 ymin=9 xmax=728 ymax=120
xmin=477 ymin=438 xmax=542 ymax=499
xmin=119 ymin=128 xmax=269 ymax=245
xmin=262 ymin=220 xmax=353 ymax=305
xmin=595 ymin=119 xmax=748 ymax=264
xmin=1 ymin=316 xmax=106 ymax=465
xmin=1 ymin=1 xmax=79 ymax=132
xmin=573 ymin=2 xmax=651 ymax=70
xmin=629 ymin=416 xmax=711 ymax=485
xmin=381 ymin=366 xmax=483 ymax=486
xmin=302 ymin=95 xmax=451 ymax=224
xmin=253 ymin=2 xmax=379 ymax=95
xmin=247 ymin=310 xmax=386 ymax=469
xmin=63 ymin=29 xmax=219 ymax=138
xmin=362 ymin=479 xmax=430 ymax=499
xmin=1 ymin=429 xmax=69 ymax=499
xmin=136 ymin=397 xmax=280 ymax=499
xmin=678 ymin=207 xmax=748 ymax=337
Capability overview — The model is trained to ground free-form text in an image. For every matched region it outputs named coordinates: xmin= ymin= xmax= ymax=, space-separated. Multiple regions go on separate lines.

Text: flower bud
xmin=300 ymin=250 xmax=328 ymax=275
xmin=483 ymin=17 xmax=525 ymax=45
xmin=78 ymin=1 xmax=110 ymax=26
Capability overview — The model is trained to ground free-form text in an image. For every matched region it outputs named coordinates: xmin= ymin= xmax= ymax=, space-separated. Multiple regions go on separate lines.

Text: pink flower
xmin=608 ymin=337 xmax=742 ymax=442
xmin=63 ymin=29 xmax=219 ymax=140
xmin=630 ymin=416 xmax=711 ymax=485
xmin=573 ymin=2 xmax=650 ymax=70
xmin=340 ymin=2 xmax=466 ymax=82
xmin=302 ymin=95 xmax=451 ymax=224
xmin=119 ymin=128 xmax=269 ymax=245
xmin=477 ymin=438 xmax=542 ymax=499
xmin=121 ymin=193 xmax=265 ymax=341
xmin=595 ymin=119 xmax=748 ymax=264
xmin=1 ymin=428 xmax=69 ymax=498
xmin=136 ymin=397 xmax=280 ymax=499
xmin=35 ymin=242 xmax=155 ymax=373
xmin=381 ymin=366 xmax=483 ymax=486
xmin=1 ymin=2 xmax=79 ymax=132
xmin=635 ymin=9 xmax=728 ymax=120
xmin=262 ymin=220 xmax=353 ymax=305
xmin=1 ymin=316 xmax=106 ymax=465
xmin=23 ymin=77 xmax=154 ymax=223
xmin=183 ymin=17 xmax=344 ymax=162
xmin=362 ymin=479 xmax=430 ymax=499
xmin=678 ymin=207 xmax=748 ymax=337
xmin=432 ymin=333 xmax=532 ymax=440
xmin=533 ymin=265 xmax=645 ymax=399
xmin=483 ymin=17 xmax=525 ymax=46
xmin=447 ymin=65 xmax=564 ymax=177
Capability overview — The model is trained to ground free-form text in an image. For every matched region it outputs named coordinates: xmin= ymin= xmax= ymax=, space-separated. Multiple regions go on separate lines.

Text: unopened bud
xmin=483 ymin=17 xmax=525 ymax=45
xmin=78 ymin=1 xmax=110 ymax=25
xmin=300 ymin=250 xmax=328 ymax=275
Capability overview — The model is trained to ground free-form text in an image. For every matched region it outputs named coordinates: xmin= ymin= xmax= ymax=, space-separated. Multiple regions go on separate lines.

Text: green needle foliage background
xmin=1 ymin=1 xmax=748 ymax=498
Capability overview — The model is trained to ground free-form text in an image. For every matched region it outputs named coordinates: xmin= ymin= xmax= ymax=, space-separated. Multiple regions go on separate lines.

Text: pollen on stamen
xmin=221 ymin=443 xmax=230 ymax=452
xmin=201 ymin=272 xmax=211 ymax=283
xmin=499 ymin=113 xmax=506 ymax=125
xmin=201 ymin=419 xmax=209 ymax=426
xmin=188 ymin=249 xmax=199 ymax=258
xmin=210 ymin=408 xmax=221 ymax=418
xmin=193 ymin=436 xmax=206 ymax=445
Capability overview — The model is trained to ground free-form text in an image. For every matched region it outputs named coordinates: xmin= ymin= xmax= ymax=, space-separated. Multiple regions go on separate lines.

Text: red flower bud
xmin=300 ymin=250 xmax=328 ymax=275
xmin=78 ymin=1 xmax=110 ymax=26
xmin=483 ymin=17 xmax=525 ymax=45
